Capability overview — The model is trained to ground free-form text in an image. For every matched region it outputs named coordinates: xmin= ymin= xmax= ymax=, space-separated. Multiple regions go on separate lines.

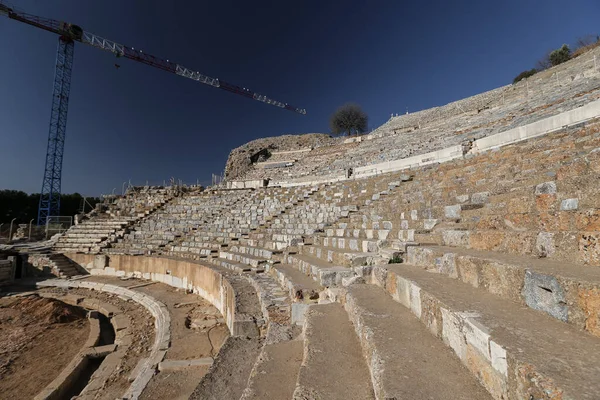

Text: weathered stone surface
xmin=442 ymin=230 xmax=470 ymax=247
xmin=560 ymin=198 xmax=579 ymax=211
xmin=522 ymin=270 xmax=568 ymax=322
xmin=342 ymin=275 xmax=365 ymax=287
xmin=471 ymin=192 xmax=490 ymax=205
xmin=535 ymin=232 xmax=555 ymax=258
xmin=535 ymin=181 xmax=557 ymax=195
xmin=444 ymin=205 xmax=461 ymax=219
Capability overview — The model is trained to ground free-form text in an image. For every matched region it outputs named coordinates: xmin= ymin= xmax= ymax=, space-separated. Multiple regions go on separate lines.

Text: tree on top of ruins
xmin=549 ymin=44 xmax=571 ymax=66
xmin=329 ymin=103 xmax=368 ymax=136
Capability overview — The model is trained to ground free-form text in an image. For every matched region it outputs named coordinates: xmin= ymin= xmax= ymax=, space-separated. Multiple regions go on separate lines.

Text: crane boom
xmin=0 ymin=3 xmax=307 ymax=114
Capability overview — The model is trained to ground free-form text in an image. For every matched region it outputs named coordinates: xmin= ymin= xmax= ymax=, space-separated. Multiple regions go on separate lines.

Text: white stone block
xmin=560 ymin=198 xmax=578 ymax=211
xmin=464 ymin=317 xmax=491 ymax=360
xmin=441 ymin=308 xmax=466 ymax=360
xmin=395 ymin=275 xmax=411 ymax=307
xmin=490 ymin=340 xmax=508 ymax=376
xmin=410 ymin=283 xmax=422 ymax=318
xmin=410 ymin=210 xmax=418 ymax=220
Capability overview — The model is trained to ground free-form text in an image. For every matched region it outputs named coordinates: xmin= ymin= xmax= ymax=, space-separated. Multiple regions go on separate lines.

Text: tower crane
xmin=0 ymin=2 xmax=306 ymax=226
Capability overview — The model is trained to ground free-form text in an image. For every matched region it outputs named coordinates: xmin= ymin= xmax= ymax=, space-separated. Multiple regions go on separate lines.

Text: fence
xmin=45 ymin=216 xmax=73 ymax=239
xmin=0 ymin=219 xmax=41 ymax=242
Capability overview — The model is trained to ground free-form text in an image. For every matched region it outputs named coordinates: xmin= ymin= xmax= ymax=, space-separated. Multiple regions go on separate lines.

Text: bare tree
xmin=573 ymin=34 xmax=600 ymax=57
xmin=536 ymin=50 xmax=553 ymax=71
xmin=330 ymin=103 xmax=368 ymax=136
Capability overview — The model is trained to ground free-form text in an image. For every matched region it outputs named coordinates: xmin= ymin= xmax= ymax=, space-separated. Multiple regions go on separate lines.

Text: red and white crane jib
xmin=0 ymin=2 xmax=307 ymax=114
xmin=84 ymin=31 xmax=307 ymax=114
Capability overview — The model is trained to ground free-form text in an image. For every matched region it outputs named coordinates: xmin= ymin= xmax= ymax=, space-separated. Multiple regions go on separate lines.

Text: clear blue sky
xmin=0 ymin=0 xmax=598 ymax=196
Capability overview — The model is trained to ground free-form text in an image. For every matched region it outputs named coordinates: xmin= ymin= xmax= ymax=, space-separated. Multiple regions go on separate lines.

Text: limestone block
xmin=394 ymin=275 xmax=411 ymax=308
xmin=442 ymin=230 xmax=470 ymax=247
xmin=471 ymin=192 xmax=490 ymax=204
xmin=535 ymin=231 xmax=555 ymax=257
xmin=535 ymin=181 xmax=557 ymax=195
xmin=489 ymin=340 xmax=508 ymax=377
xmin=560 ymin=198 xmax=579 ymax=211
xmin=291 ymin=303 xmax=310 ymax=325
xmin=410 ymin=210 xmax=418 ymax=221
xmin=318 ymin=267 xmax=355 ymax=287
xmin=423 ymin=219 xmax=438 ymax=230
xmin=456 ymin=195 xmax=469 ymax=203
xmin=93 ymin=254 xmax=108 ymax=269
xmin=445 ymin=205 xmax=461 ymax=219
xmin=463 ymin=317 xmax=491 ymax=361
xmin=342 ymin=276 xmax=365 ymax=287
xmin=371 ymin=266 xmax=388 ymax=288
xmin=522 ymin=270 xmax=568 ymax=322
xmin=410 ymin=283 xmax=422 ymax=318
xmin=441 ymin=308 xmax=466 ymax=361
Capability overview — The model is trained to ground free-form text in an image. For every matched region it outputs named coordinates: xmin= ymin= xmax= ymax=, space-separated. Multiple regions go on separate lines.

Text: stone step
xmin=285 ymin=253 xmax=356 ymax=287
xmin=229 ymin=245 xmax=278 ymax=260
xmin=345 ymin=284 xmax=491 ymax=399
xmin=414 ymin=231 xmax=444 ymax=245
xmin=298 ymin=244 xmax=378 ymax=267
xmin=407 ymin=244 xmax=600 ymax=337
xmin=293 ymin=303 xmax=375 ymax=400
xmin=53 ymin=243 xmax=93 ymax=249
xmin=241 ymin=340 xmax=303 ymax=400
xmin=315 ymin=235 xmax=381 ymax=253
xmin=219 ymin=250 xmax=268 ymax=268
xmin=209 ymin=257 xmax=256 ymax=273
xmin=58 ymin=237 xmax=104 ymax=244
xmin=268 ymin=263 xmax=321 ymax=303
xmin=373 ymin=263 xmax=600 ymax=399
xmin=325 ymin=227 xmax=392 ymax=241
xmin=62 ymin=232 xmax=112 ymax=238
xmin=169 ymin=246 xmax=214 ymax=257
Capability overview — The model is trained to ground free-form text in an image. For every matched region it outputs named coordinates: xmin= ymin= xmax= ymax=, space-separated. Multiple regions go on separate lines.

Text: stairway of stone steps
xmin=321 ymin=121 xmax=600 ymax=270
xmin=25 ymin=251 xmax=87 ymax=278
xmin=48 ymin=253 xmax=88 ymax=278
xmin=293 ymin=302 xmax=375 ymax=400
xmin=370 ymin=261 xmax=600 ymax=399
xmin=55 ymin=187 xmax=179 ymax=254
xmin=54 ymin=216 xmax=135 ymax=253
xmin=160 ymin=189 xmax=257 ymax=256
xmin=163 ymin=187 xmax=314 ymax=260
xmin=106 ymin=188 xmax=254 ymax=256
xmin=345 ymin=284 xmax=492 ymax=399
xmin=406 ymin=244 xmax=600 ymax=337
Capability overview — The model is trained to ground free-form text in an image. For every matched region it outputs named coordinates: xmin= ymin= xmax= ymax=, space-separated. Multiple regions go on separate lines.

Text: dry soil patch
xmin=0 ymin=295 xmax=89 ymax=399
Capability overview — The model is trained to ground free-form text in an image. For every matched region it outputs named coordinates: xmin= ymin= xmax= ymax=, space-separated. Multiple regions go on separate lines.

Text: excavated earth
xmin=1 ymin=276 xmax=231 ymax=400
xmin=0 ymin=295 xmax=89 ymax=399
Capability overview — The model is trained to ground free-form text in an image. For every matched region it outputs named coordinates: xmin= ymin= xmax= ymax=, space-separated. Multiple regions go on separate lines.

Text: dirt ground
xmin=40 ymin=285 xmax=156 ymax=400
xmin=0 ymin=295 xmax=89 ymax=399
xmin=72 ymin=277 xmax=230 ymax=400
xmin=0 ymin=277 xmax=230 ymax=400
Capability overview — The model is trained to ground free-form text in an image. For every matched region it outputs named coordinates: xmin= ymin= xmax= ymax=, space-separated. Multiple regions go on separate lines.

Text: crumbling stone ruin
xmin=2 ymin=44 xmax=600 ymax=400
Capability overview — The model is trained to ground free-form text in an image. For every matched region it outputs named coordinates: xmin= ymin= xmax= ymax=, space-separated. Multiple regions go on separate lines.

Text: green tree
xmin=549 ymin=44 xmax=571 ymax=66
xmin=0 ymin=190 xmax=102 ymax=224
xmin=330 ymin=103 xmax=368 ymax=136
xmin=513 ymin=68 xmax=537 ymax=84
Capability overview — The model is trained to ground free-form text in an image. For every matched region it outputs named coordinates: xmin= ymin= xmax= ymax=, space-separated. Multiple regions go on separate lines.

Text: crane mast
xmin=0 ymin=2 xmax=306 ymax=225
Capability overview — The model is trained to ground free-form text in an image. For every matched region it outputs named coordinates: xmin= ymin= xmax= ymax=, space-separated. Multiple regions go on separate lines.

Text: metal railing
xmin=45 ymin=216 xmax=73 ymax=239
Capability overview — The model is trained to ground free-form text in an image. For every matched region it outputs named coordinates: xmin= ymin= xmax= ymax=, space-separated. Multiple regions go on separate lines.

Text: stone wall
xmin=66 ymin=253 xmax=260 ymax=337
xmin=0 ymin=258 xmax=15 ymax=285
xmin=224 ymin=133 xmax=336 ymax=180
xmin=226 ymin=46 xmax=600 ymax=184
